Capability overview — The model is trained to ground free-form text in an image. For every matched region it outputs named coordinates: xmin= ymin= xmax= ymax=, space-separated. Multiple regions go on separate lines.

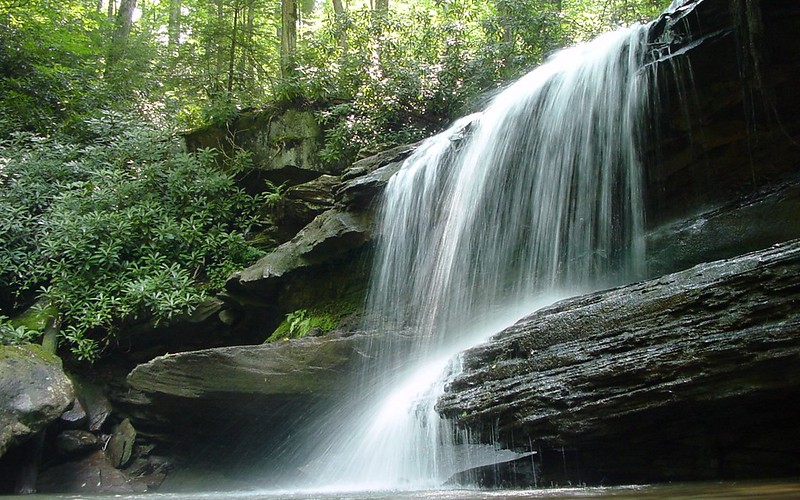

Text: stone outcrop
xmin=0 ymin=345 xmax=73 ymax=457
xmin=335 ymin=142 xmax=419 ymax=210
xmin=128 ymin=332 xmax=369 ymax=400
xmin=645 ymin=176 xmax=800 ymax=278
xmin=438 ymin=238 xmax=800 ymax=483
xmin=123 ymin=332 xmax=375 ymax=461
xmin=184 ymin=107 xmax=327 ymax=188
xmin=221 ymin=141 xmax=420 ymax=338
xmin=279 ymin=174 xmax=339 ymax=235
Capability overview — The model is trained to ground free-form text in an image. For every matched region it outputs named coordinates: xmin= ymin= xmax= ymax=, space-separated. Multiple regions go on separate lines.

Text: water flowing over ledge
xmin=283 ymin=23 xmax=653 ymax=492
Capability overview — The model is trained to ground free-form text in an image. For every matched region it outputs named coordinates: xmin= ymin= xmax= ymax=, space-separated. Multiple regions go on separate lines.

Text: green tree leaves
xmin=0 ymin=113 xmax=265 ymax=361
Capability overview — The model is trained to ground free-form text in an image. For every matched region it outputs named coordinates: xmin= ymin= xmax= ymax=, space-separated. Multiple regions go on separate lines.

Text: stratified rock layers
xmin=438 ymin=239 xmax=800 ymax=483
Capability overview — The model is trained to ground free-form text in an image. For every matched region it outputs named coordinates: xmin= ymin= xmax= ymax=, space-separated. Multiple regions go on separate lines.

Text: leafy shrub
xmin=0 ymin=112 xmax=266 ymax=360
xmin=0 ymin=315 xmax=39 ymax=346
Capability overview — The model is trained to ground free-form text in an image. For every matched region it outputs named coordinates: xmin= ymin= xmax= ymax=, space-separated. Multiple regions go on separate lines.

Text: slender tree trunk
xmin=107 ymin=0 xmax=116 ymax=18
xmin=332 ymin=0 xmax=347 ymax=52
xmin=106 ymin=0 xmax=137 ymax=71
xmin=168 ymin=0 xmax=181 ymax=54
xmin=227 ymin=0 xmax=240 ymax=93
xmin=280 ymin=0 xmax=298 ymax=77
xmin=97 ymin=0 xmax=104 ymax=14
xmin=215 ymin=0 xmax=225 ymax=89
xmin=374 ymin=0 xmax=388 ymax=14
xmin=238 ymin=0 xmax=255 ymax=85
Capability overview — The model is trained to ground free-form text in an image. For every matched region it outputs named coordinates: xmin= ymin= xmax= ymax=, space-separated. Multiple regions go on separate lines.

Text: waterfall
xmin=285 ymin=22 xmax=651 ymax=493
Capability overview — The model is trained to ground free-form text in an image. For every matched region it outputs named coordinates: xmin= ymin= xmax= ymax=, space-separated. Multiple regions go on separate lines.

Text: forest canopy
xmin=0 ymin=0 xmax=671 ymax=360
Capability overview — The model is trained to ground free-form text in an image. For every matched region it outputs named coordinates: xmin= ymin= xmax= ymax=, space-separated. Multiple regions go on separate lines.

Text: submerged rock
xmin=36 ymin=450 xmax=141 ymax=494
xmin=438 ymin=238 xmax=800 ymax=483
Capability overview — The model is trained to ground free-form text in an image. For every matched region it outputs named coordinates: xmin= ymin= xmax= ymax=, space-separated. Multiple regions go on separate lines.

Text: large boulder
xmin=0 ymin=344 xmax=73 ymax=457
xmin=438 ymin=238 xmax=800 ymax=483
xmin=234 ymin=209 xmax=372 ymax=291
xmin=185 ymin=107 xmax=327 ymax=189
xmin=36 ymin=450 xmax=143 ymax=494
xmin=123 ymin=332 xmax=375 ymax=463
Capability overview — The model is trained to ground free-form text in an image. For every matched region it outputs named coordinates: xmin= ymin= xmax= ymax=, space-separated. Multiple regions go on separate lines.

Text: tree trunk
xmin=332 ymin=0 xmax=347 ymax=52
xmin=213 ymin=0 xmax=225 ymax=91
xmin=168 ymin=0 xmax=181 ymax=53
xmin=106 ymin=0 xmax=137 ymax=70
xmin=374 ymin=0 xmax=388 ymax=14
xmin=280 ymin=0 xmax=298 ymax=77
xmin=227 ymin=0 xmax=240 ymax=93
xmin=107 ymin=0 xmax=116 ymax=18
xmin=237 ymin=0 xmax=255 ymax=84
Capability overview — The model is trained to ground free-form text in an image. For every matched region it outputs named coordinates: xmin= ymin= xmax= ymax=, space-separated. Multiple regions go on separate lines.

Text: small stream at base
xmin=13 ymin=481 xmax=800 ymax=499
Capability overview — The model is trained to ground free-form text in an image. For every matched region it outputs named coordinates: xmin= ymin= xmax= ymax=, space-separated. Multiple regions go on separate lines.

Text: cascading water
xmin=281 ymin=21 xmax=652 ymax=493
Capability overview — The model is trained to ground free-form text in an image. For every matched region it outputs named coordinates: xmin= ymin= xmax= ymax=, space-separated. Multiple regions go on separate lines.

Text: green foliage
xmin=267 ymin=308 xmax=340 ymax=342
xmin=0 ymin=0 xmax=675 ymax=361
xmin=0 ymin=315 xmax=39 ymax=346
xmin=285 ymin=0 xmax=672 ymax=166
xmin=0 ymin=1 xmax=111 ymax=137
xmin=0 ymin=112 xmax=265 ymax=360
xmin=263 ymin=180 xmax=289 ymax=207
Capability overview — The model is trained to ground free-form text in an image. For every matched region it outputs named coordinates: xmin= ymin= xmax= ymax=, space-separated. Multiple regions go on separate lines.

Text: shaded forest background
xmin=0 ymin=0 xmax=670 ymax=361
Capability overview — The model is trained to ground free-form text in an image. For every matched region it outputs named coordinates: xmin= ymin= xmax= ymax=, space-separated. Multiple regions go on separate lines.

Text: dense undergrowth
xmin=0 ymin=114 xmax=267 ymax=360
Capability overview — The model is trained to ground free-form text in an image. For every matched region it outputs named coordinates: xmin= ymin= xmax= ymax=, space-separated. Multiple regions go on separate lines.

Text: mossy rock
xmin=9 ymin=300 xmax=57 ymax=333
xmin=266 ymin=279 xmax=365 ymax=342
xmin=0 ymin=344 xmax=74 ymax=456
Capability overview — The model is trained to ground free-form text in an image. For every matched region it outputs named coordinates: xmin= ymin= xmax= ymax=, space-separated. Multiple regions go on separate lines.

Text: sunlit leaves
xmin=0 ymin=113 xmax=266 ymax=361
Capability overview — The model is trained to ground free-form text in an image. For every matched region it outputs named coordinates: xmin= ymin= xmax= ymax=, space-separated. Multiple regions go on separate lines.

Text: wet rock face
xmin=438 ymin=239 xmax=800 ymax=483
xmin=645 ymin=178 xmax=800 ymax=278
xmin=0 ymin=345 xmax=74 ymax=457
xmin=642 ymin=0 xmax=800 ymax=227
